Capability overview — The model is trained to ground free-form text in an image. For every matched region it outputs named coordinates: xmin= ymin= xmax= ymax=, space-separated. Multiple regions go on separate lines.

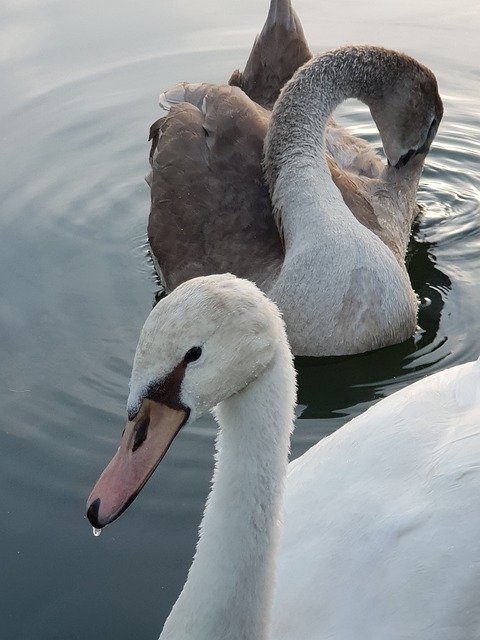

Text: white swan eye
xmin=184 ymin=346 xmax=202 ymax=363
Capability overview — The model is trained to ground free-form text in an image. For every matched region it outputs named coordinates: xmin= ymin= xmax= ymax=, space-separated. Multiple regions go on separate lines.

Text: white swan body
xmin=148 ymin=38 xmax=443 ymax=356
xmin=275 ymin=359 xmax=480 ymax=638
xmin=87 ymin=274 xmax=480 ymax=640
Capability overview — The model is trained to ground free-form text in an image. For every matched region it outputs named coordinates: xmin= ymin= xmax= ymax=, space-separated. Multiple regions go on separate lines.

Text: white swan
xmin=147 ymin=45 xmax=443 ymax=356
xmin=87 ymin=273 xmax=480 ymax=640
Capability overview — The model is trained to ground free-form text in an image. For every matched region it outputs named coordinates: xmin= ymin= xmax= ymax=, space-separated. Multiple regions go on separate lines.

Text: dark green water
xmin=1 ymin=1 xmax=479 ymax=638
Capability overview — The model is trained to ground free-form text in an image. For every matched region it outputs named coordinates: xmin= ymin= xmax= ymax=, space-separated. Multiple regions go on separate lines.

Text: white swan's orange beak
xmin=86 ymin=399 xmax=188 ymax=528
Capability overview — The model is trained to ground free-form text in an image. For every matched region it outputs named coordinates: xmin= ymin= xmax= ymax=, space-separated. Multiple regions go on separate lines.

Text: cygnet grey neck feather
xmin=264 ymin=45 xmax=437 ymax=221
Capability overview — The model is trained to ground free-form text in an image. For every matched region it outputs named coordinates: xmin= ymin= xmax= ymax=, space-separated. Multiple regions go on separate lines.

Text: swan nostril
xmin=132 ymin=414 xmax=149 ymax=452
xmin=87 ymin=498 xmax=102 ymax=528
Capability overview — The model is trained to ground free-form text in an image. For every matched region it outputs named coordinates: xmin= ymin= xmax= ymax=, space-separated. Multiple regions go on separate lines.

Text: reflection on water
xmin=1 ymin=0 xmax=480 ymax=638
xmin=296 ymin=210 xmax=453 ymax=422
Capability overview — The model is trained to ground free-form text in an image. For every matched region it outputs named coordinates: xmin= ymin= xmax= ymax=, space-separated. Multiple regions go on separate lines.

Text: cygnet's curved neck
xmin=264 ymin=46 xmax=408 ymax=241
xmin=159 ymin=344 xmax=296 ymax=640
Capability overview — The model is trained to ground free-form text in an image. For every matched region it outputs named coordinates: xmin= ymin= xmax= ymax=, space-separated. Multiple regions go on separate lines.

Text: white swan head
xmin=127 ymin=273 xmax=286 ymax=419
xmin=87 ymin=273 xmax=288 ymax=528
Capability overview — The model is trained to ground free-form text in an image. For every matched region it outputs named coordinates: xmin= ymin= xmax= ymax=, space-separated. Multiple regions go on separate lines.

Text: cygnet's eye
xmin=184 ymin=346 xmax=202 ymax=363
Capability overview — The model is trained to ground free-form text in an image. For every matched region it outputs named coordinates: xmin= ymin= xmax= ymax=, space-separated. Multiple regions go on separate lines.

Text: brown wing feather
xmin=148 ymin=87 xmax=283 ymax=292
xmin=228 ymin=0 xmax=311 ymax=108
xmin=327 ymin=157 xmax=382 ymax=233
xmin=326 ymin=154 xmax=422 ymax=263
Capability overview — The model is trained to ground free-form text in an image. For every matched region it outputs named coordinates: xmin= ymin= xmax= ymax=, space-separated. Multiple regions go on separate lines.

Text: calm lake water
xmin=1 ymin=0 xmax=479 ymax=637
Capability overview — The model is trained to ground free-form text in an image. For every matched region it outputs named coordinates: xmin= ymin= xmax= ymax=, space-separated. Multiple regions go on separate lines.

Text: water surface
xmin=1 ymin=0 xmax=479 ymax=637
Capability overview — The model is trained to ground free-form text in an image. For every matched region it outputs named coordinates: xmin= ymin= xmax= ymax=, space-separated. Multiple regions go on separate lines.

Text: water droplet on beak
xmin=93 ymin=527 xmax=102 ymax=538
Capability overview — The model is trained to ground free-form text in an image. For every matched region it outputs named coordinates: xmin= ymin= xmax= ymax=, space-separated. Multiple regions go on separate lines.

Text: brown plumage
xmin=148 ymin=0 xmax=310 ymax=292
xmin=228 ymin=0 xmax=311 ymax=109
xmin=146 ymin=5 xmax=443 ymax=356
xmin=148 ymin=88 xmax=282 ymax=292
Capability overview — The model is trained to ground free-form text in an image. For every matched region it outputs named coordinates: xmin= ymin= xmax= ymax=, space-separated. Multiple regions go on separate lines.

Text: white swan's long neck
xmin=159 ymin=344 xmax=296 ymax=640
